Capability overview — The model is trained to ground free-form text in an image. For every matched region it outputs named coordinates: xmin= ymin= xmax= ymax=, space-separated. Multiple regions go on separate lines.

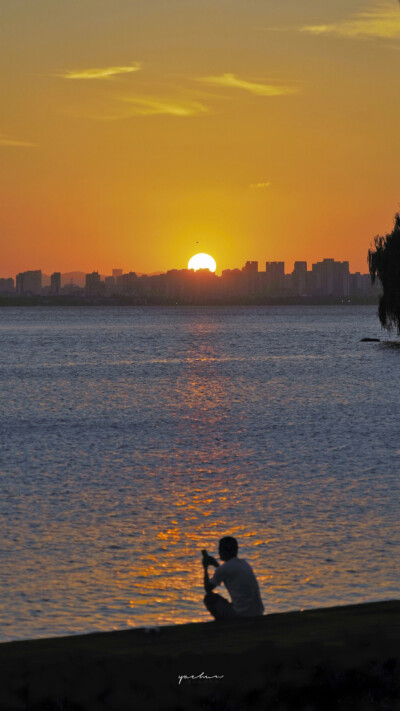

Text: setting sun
xmin=188 ymin=253 xmax=217 ymax=272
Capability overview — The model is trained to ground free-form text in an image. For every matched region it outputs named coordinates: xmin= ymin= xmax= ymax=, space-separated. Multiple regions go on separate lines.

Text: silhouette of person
xmin=203 ymin=536 xmax=264 ymax=620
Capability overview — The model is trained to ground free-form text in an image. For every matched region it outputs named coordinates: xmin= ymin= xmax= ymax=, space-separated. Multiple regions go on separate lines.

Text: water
xmin=0 ymin=305 xmax=398 ymax=641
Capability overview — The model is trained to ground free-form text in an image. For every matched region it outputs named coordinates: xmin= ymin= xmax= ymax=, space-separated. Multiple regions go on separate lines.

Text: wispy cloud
xmin=301 ymin=3 xmax=400 ymax=40
xmin=61 ymin=94 xmax=208 ymax=120
xmin=250 ymin=182 xmax=271 ymax=188
xmin=0 ymin=134 xmax=37 ymax=147
xmin=197 ymin=73 xmax=298 ymax=97
xmin=60 ymin=62 xmax=141 ymax=80
xmin=121 ymin=95 xmax=208 ymax=117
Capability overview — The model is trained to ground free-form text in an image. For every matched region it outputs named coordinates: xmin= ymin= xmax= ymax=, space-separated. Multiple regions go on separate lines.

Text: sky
xmin=1 ymin=0 xmax=400 ymax=277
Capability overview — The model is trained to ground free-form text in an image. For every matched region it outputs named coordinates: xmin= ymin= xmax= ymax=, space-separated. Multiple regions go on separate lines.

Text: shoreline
xmin=1 ymin=599 xmax=399 ymax=710
xmin=0 ymin=295 xmax=379 ymax=307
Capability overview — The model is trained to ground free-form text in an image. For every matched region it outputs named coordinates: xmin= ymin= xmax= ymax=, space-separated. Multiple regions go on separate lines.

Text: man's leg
xmin=203 ymin=592 xmax=238 ymax=620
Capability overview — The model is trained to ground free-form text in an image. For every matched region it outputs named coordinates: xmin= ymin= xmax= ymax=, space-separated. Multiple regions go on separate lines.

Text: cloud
xmin=121 ymin=96 xmax=208 ymax=117
xmin=197 ymin=73 xmax=298 ymax=96
xmin=61 ymin=94 xmax=209 ymax=120
xmin=301 ymin=3 xmax=400 ymax=40
xmin=0 ymin=134 xmax=37 ymax=147
xmin=250 ymin=182 xmax=271 ymax=188
xmin=60 ymin=63 xmax=141 ymax=79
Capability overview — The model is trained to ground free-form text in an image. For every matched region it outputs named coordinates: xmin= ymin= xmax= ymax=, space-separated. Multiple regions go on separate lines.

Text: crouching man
xmin=202 ymin=536 xmax=264 ymax=620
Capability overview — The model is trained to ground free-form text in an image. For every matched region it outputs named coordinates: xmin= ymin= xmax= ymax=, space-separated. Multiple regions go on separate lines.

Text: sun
xmin=188 ymin=253 xmax=217 ymax=272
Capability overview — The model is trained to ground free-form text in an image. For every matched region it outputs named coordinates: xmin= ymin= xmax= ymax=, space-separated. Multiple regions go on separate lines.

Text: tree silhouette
xmin=368 ymin=212 xmax=400 ymax=333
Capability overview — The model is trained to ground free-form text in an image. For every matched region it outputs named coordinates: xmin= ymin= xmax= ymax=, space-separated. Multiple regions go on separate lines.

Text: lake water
xmin=0 ymin=305 xmax=399 ymax=641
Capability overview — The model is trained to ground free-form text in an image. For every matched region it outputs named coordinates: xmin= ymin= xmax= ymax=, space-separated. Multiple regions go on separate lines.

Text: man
xmin=202 ymin=536 xmax=264 ymax=620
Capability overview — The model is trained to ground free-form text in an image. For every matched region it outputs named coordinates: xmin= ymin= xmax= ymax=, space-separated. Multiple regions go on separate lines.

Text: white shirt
xmin=210 ymin=557 xmax=264 ymax=617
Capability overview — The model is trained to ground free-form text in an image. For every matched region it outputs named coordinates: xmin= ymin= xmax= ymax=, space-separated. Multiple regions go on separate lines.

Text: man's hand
xmin=206 ymin=555 xmax=219 ymax=568
xmin=202 ymin=553 xmax=219 ymax=569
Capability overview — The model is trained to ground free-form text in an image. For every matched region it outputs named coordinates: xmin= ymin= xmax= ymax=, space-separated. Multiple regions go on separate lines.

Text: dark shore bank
xmin=1 ymin=600 xmax=399 ymax=711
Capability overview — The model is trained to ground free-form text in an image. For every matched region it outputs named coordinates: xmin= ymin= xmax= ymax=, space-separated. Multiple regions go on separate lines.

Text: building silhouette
xmin=77 ymin=258 xmax=378 ymax=301
xmin=0 ymin=278 xmax=15 ymax=294
xmin=265 ymin=262 xmax=285 ymax=295
xmin=291 ymin=261 xmax=308 ymax=296
xmin=311 ymin=259 xmax=350 ymax=297
xmin=221 ymin=269 xmax=246 ymax=298
xmin=50 ymin=272 xmax=61 ymax=295
xmin=85 ymin=271 xmax=102 ymax=296
xmin=16 ymin=270 xmax=42 ymax=295
xmin=242 ymin=261 xmax=259 ymax=297
xmin=1 ymin=258 xmax=379 ymax=303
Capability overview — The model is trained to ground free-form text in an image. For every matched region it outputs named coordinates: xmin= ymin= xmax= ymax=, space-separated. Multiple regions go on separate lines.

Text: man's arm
xmin=204 ymin=567 xmax=217 ymax=593
xmin=203 ymin=554 xmax=219 ymax=593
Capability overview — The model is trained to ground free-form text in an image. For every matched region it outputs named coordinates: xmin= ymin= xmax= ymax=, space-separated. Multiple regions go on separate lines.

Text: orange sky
xmin=1 ymin=0 xmax=400 ymax=277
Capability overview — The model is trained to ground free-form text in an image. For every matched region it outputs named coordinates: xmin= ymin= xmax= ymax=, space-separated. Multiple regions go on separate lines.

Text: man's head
xmin=218 ymin=536 xmax=238 ymax=561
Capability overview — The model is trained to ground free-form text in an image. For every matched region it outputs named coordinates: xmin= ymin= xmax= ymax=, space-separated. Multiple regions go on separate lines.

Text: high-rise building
xmin=105 ymin=276 xmax=116 ymax=296
xmin=311 ymin=259 xmax=349 ymax=297
xmin=118 ymin=271 xmax=138 ymax=295
xmin=112 ymin=269 xmax=123 ymax=280
xmin=242 ymin=261 xmax=259 ymax=296
xmin=221 ymin=269 xmax=246 ymax=298
xmin=242 ymin=261 xmax=258 ymax=273
xmin=50 ymin=272 xmax=61 ymax=295
xmin=16 ymin=270 xmax=42 ymax=295
xmin=0 ymin=278 xmax=15 ymax=293
xmin=85 ymin=271 xmax=102 ymax=295
xmin=350 ymin=272 xmax=379 ymax=297
xmin=265 ymin=262 xmax=285 ymax=294
xmin=291 ymin=261 xmax=307 ymax=296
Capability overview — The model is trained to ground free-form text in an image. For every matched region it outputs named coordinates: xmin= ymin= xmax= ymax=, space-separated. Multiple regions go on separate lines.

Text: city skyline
xmin=0 ymin=250 xmax=378 ymax=283
xmin=1 ymin=1 xmax=400 ymax=276
xmin=1 ymin=253 xmax=374 ymax=284
xmin=2 ymin=256 xmax=379 ymax=302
